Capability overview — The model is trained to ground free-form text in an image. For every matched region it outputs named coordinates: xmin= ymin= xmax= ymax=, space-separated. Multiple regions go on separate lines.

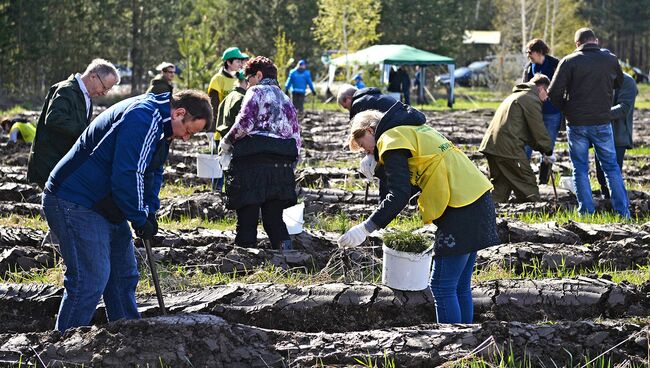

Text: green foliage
xmin=273 ymin=29 xmax=296 ymax=85
xmin=313 ymin=0 xmax=381 ymax=79
xmin=382 ymin=231 xmax=430 ymax=253
xmin=177 ymin=16 xmax=220 ymax=90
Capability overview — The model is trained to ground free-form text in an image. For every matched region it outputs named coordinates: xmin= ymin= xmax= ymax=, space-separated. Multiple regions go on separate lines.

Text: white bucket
xmin=196 ymin=154 xmax=223 ymax=179
xmin=283 ymin=202 xmax=305 ymax=235
xmin=558 ymin=176 xmax=576 ymax=195
xmin=382 ymin=244 xmax=434 ymax=291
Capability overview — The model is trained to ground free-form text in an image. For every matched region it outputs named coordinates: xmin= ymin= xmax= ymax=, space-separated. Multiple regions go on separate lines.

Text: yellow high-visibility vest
xmin=10 ymin=122 xmax=36 ymax=143
xmin=377 ymin=124 xmax=492 ymax=223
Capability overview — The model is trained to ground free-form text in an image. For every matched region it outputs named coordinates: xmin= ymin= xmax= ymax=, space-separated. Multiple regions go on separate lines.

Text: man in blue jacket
xmin=42 ymin=90 xmax=212 ymax=332
xmin=285 ymin=59 xmax=316 ymax=114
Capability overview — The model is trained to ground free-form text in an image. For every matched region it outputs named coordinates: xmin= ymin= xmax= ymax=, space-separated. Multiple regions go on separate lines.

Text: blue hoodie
xmin=46 ymin=93 xmax=173 ymax=228
xmin=284 ymin=68 xmax=315 ymax=94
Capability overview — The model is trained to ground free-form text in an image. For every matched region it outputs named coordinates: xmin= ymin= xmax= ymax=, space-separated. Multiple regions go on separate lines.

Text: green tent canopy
xmin=330 ymin=44 xmax=454 ymax=66
xmin=329 ymin=44 xmax=456 ymax=107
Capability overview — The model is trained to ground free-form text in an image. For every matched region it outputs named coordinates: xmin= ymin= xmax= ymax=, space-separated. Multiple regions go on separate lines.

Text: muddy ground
xmin=0 ymin=109 xmax=649 ymax=366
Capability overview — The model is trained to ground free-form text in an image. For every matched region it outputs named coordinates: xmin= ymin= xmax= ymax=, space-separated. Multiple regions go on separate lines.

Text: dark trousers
xmin=486 ymin=154 xmax=540 ymax=203
xmin=235 ymin=200 xmax=289 ymax=247
xmin=292 ymin=93 xmax=305 ymax=113
xmin=595 ymin=146 xmax=626 ymax=199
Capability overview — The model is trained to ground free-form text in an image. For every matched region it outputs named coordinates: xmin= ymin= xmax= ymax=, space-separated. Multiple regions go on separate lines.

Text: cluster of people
xmin=26 ymin=52 xmax=302 ymax=332
xmin=18 ymin=25 xmax=637 ymax=333
xmin=480 ymin=28 xmax=637 ymax=219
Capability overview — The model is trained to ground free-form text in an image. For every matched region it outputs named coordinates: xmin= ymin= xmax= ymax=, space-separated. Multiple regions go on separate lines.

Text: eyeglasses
xmin=96 ymin=73 xmax=109 ymax=92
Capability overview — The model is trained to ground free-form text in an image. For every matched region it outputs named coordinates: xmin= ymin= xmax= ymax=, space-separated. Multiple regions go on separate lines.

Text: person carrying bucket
xmin=337 ymin=103 xmax=501 ymax=324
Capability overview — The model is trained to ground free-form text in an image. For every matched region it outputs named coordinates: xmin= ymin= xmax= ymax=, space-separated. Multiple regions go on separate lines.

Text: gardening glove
xmin=337 ymin=223 xmax=370 ymax=248
xmin=134 ymin=219 xmax=156 ymax=241
xmin=147 ymin=212 xmax=158 ymax=237
xmin=359 ymin=154 xmax=377 ymax=181
xmin=543 ymin=154 xmax=556 ymax=164
xmin=218 ymin=139 xmax=233 ymax=154
xmin=219 ymin=151 xmax=232 ymax=169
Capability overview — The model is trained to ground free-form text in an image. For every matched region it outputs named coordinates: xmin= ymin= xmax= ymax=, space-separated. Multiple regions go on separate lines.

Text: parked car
xmin=436 ymin=60 xmax=489 ymax=87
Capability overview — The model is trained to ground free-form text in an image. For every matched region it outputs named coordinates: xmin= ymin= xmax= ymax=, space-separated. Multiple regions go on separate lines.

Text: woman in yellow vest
xmin=338 ymin=102 xmax=500 ymax=324
xmin=1 ymin=118 xmax=36 ymax=143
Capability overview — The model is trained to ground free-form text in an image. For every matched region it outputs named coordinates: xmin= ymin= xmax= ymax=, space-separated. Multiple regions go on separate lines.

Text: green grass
xmin=158 ymin=215 xmax=237 ymax=231
xmin=307 ymin=212 xmax=423 ymax=234
xmin=511 ymin=209 xmax=650 ymax=225
xmin=626 ymin=145 xmax=650 ymax=156
xmin=0 ymin=214 xmax=48 ymax=231
xmin=474 ymin=259 xmax=650 ymax=285
xmin=0 ymin=105 xmax=28 ymax=117
xmin=158 ymin=182 xmax=210 ymax=199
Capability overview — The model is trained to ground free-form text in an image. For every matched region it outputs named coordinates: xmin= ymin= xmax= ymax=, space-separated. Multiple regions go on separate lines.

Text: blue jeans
xmin=42 ymin=193 xmax=140 ymax=332
xmin=525 ymin=112 xmax=562 ymax=159
xmin=430 ymin=251 xmax=477 ymax=323
xmin=595 ymin=146 xmax=626 ymax=199
xmin=566 ymin=124 xmax=630 ymax=218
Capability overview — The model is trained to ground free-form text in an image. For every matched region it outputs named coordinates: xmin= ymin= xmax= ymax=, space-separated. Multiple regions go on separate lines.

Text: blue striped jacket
xmin=46 ymin=93 xmax=172 ymax=228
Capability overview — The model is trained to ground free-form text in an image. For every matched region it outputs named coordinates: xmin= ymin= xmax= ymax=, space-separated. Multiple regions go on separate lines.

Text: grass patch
xmin=158 ymin=215 xmax=237 ymax=231
xmin=158 ymin=182 xmax=210 ymax=199
xmin=626 ymin=145 xmax=650 ymax=156
xmin=0 ymin=105 xmax=28 ymax=117
xmin=511 ymin=209 xmax=650 ymax=225
xmin=307 ymin=212 xmax=422 ymax=234
xmin=0 ymin=214 xmax=48 ymax=231
xmin=475 ymin=259 xmax=650 ymax=285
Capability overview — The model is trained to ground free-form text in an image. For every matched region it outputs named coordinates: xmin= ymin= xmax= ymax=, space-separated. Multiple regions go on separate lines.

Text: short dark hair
xmin=244 ymin=56 xmax=277 ymax=80
xmin=527 ymin=39 xmax=550 ymax=55
xmin=575 ymin=28 xmax=597 ymax=44
xmin=171 ymin=90 xmax=213 ymax=127
xmin=530 ymin=73 xmax=551 ymax=87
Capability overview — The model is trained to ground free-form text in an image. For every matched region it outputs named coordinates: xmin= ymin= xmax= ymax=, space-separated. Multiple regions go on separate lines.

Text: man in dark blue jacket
xmin=42 ymin=90 xmax=212 ymax=332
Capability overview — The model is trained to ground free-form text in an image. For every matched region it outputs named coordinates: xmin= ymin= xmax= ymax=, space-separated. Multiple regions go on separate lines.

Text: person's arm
xmin=110 ymin=108 xmax=160 ymax=228
xmin=522 ymin=63 xmax=531 ymax=82
xmin=143 ymin=141 xmax=168 ymax=215
xmin=521 ymin=98 xmax=552 ymax=155
xmin=611 ymin=77 xmax=637 ymax=121
xmin=222 ymin=89 xmax=259 ymax=145
xmin=307 ymin=71 xmax=316 ymax=94
xmin=367 ymin=149 xmax=412 ymax=230
xmin=44 ymin=89 xmax=86 ymax=139
xmin=613 ymin=60 xmax=624 ymax=90
xmin=547 ymin=59 xmax=569 ymax=111
xmin=208 ymin=90 xmax=221 ymax=131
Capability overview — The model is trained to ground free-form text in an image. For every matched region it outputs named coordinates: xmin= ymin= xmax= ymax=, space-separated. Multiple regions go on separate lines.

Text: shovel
xmin=143 ymin=239 xmax=166 ymax=315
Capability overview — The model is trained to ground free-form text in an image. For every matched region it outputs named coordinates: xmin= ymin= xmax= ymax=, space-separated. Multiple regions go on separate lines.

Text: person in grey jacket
xmin=595 ymin=72 xmax=638 ymax=199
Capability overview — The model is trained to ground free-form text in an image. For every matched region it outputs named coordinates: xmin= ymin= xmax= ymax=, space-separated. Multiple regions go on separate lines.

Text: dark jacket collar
xmin=372 ymin=101 xmax=426 ymax=159
xmin=577 ymin=43 xmax=600 ymax=52
xmin=221 ymin=68 xmax=234 ymax=79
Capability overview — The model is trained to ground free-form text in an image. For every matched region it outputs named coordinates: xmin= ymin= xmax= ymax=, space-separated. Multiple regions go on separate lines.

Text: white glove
xmin=359 ymin=154 xmax=377 ymax=180
xmin=219 ymin=139 xmax=233 ymax=154
xmin=337 ymin=223 xmax=370 ymax=247
xmin=543 ymin=154 xmax=556 ymax=164
xmin=219 ymin=152 xmax=232 ymax=169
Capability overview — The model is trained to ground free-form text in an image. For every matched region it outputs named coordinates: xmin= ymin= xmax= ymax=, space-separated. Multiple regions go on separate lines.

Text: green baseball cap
xmin=222 ymin=47 xmax=249 ymax=61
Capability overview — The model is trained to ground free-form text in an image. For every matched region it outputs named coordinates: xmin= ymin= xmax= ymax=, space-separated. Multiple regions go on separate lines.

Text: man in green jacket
xmin=146 ymin=62 xmax=175 ymax=95
xmin=479 ymin=74 xmax=553 ymax=203
xmin=27 ymin=59 xmax=119 ymax=189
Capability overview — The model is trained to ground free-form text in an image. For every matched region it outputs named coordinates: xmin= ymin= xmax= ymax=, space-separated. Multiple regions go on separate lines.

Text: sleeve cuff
xmin=363 ymin=219 xmax=379 ymax=233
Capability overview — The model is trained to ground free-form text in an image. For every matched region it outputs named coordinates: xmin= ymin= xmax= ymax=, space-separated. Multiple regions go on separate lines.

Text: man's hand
xmin=337 ymin=223 xmax=370 ymax=247
xmin=135 ymin=220 xmax=156 ymax=241
xmin=543 ymin=154 xmax=556 ymax=164
xmin=359 ymin=154 xmax=377 ymax=180
xmin=148 ymin=213 xmax=158 ymax=237
xmin=218 ymin=139 xmax=233 ymax=154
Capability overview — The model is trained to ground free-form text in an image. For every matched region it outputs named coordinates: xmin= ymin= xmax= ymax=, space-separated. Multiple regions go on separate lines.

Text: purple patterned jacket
xmin=223 ymin=83 xmax=301 ymax=151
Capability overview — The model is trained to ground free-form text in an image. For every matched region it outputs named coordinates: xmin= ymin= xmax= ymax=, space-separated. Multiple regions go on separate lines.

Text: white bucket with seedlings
xmin=196 ymin=154 xmax=222 ymax=178
xmin=283 ymin=202 xmax=305 ymax=235
xmin=382 ymin=232 xmax=434 ymax=291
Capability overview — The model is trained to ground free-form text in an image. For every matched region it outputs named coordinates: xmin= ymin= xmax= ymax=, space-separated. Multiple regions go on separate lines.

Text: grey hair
xmin=83 ymin=58 xmax=120 ymax=84
xmin=337 ymin=84 xmax=357 ymax=106
xmin=348 ymin=109 xmax=384 ymax=151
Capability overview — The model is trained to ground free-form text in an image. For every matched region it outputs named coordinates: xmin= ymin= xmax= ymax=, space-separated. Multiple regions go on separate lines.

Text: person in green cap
xmin=212 ymin=70 xmax=248 ymax=191
xmin=207 ymin=47 xmax=249 ymax=132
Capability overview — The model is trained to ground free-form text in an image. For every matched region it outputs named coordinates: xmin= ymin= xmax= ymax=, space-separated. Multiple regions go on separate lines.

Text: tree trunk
xmin=543 ymin=0 xmax=549 ymax=41
xmin=520 ymin=0 xmax=527 ymax=54
xmin=131 ymin=0 xmax=143 ymax=95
